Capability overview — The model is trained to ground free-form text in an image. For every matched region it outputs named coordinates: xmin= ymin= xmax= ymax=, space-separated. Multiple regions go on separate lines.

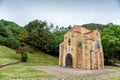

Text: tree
xmin=24 ymin=20 xmax=55 ymax=54
xmin=82 ymin=23 xmax=109 ymax=32
xmin=0 ymin=19 xmax=21 ymax=49
xmin=53 ymin=26 xmax=69 ymax=55
xmin=18 ymin=28 xmax=28 ymax=42
xmin=101 ymin=24 xmax=120 ymax=65
xmin=16 ymin=45 xmax=29 ymax=62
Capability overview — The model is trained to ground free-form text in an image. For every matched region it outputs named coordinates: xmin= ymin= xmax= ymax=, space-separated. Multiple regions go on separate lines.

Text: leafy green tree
xmin=18 ymin=28 xmax=28 ymax=42
xmin=82 ymin=23 xmax=109 ymax=32
xmin=102 ymin=24 xmax=120 ymax=65
xmin=0 ymin=19 xmax=21 ymax=48
xmin=0 ymin=23 xmax=8 ymax=37
xmin=53 ymin=26 xmax=69 ymax=55
xmin=24 ymin=20 xmax=55 ymax=54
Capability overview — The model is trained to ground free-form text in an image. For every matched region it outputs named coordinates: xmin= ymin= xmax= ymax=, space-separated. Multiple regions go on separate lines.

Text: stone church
xmin=59 ymin=25 xmax=104 ymax=69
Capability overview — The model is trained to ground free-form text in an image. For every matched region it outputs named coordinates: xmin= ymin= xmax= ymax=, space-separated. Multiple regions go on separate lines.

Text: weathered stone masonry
xmin=59 ymin=25 xmax=104 ymax=69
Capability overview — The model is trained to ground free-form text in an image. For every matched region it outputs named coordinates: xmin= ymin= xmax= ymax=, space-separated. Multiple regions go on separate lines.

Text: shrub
xmin=16 ymin=45 xmax=29 ymax=62
xmin=21 ymin=52 xmax=28 ymax=62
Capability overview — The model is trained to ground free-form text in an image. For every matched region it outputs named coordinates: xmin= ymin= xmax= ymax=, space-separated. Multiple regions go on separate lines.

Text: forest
xmin=0 ymin=19 xmax=120 ymax=65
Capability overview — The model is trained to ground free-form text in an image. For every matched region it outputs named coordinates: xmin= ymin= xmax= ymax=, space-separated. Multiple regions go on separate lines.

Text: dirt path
xmin=0 ymin=61 xmax=21 ymax=68
xmin=33 ymin=66 xmax=120 ymax=80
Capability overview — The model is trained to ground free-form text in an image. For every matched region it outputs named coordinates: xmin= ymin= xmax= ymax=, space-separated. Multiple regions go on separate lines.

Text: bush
xmin=21 ymin=52 xmax=28 ymax=62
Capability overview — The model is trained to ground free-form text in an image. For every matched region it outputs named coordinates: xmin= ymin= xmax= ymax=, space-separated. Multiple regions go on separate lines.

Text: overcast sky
xmin=0 ymin=0 xmax=120 ymax=27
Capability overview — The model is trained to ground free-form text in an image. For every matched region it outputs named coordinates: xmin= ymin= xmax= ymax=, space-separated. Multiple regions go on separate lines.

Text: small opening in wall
xmin=68 ymin=39 xmax=71 ymax=45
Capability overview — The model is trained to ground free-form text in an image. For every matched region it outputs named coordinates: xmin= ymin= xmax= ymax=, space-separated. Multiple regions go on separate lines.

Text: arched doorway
xmin=65 ymin=54 xmax=72 ymax=67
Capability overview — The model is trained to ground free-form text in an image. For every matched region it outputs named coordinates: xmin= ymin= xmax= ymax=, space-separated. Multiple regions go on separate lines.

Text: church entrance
xmin=65 ymin=54 xmax=72 ymax=67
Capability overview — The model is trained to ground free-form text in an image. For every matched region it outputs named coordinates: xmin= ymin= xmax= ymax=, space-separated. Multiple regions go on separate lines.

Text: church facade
xmin=59 ymin=25 xmax=104 ymax=69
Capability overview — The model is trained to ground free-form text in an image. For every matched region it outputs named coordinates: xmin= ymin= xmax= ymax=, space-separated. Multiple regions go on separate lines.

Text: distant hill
xmin=82 ymin=23 xmax=109 ymax=32
xmin=0 ymin=19 xmax=22 ymax=49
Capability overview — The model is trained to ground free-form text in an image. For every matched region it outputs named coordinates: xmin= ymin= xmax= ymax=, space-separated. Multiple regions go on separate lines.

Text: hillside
xmin=0 ymin=45 xmax=58 ymax=79
xmin=82 ymin=23 xmax=109 ymax=32
xmin=0 ymin=45 xmax=20 ymax=64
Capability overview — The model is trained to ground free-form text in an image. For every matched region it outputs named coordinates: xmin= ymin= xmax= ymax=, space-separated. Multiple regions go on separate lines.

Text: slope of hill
xmin=82 ymin=23 xmax=109 ymax=32
xmin=0 ymin=45 xmax=58 ymax=79
xmin=0 ymin=45 xmax=20 ymax=64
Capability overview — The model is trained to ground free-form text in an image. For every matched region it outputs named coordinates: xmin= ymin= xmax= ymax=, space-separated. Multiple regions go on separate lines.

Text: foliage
xmin=0 ymin=36 xmax=20 ymax=49
xmin=0 ymin=23 xmax=8 ymax=37
xmin=53 ymin=26 xmax=69 ymax=55
xmin=18 ymin=28 xmax=28 ymax=42
xmin=24 ymin=20 xmax=55 ymax=54
xmin=82 ymin=23 xmax=109 ymax=32
xmin=21 ymin=52 xmax=28 ymax=62
xmin=101 ymin=24 xmax=120 ymax=65
xmin=0 ymin=19 xmax=22 ymax=49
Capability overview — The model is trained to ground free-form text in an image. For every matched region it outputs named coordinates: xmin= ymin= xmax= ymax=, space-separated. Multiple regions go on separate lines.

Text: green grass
xmin=0 ymin=64 xmax=54 ymax=79
xmin=0 ymin=45 xmax=20 ymax=64
xmin=0 ymin=45 xmax=58 ymax=79
xmin=24 ymin=51 xmax=58 ymax=66
xmin=105 ymin=66 xmax=120 ymax=70
xmin=104 ymin=76 xmax=120 ymax=80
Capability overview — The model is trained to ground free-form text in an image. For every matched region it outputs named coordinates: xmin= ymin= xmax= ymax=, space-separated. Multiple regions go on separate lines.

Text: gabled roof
xmin=70 ymin=25 xmax=92 ymax=34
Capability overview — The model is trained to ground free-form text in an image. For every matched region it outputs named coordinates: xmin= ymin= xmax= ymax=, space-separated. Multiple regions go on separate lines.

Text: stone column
xmin=91 ymin=51 xmax=95 ymax=69
xmin=97 ymin=50 xmax=100 ymax=69
xmin=73 ymin=38 xmax=77 ymax=68
xmin=82 ymin=41 xmax=85 ymax=69
xmin=86 ymin=43 xmax=91 ymax=69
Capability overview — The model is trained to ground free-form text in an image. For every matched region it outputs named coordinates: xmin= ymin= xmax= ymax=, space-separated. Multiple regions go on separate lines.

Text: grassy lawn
xmin=0 ymin=45 xmax=20 ymax=64
xmin=0 ymin=45 xmax=58 ymax=79
xmin=0 ymin=64 xmax=55 ymax=79
xmin=104 ymin=76 xmax=120 ymax=80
